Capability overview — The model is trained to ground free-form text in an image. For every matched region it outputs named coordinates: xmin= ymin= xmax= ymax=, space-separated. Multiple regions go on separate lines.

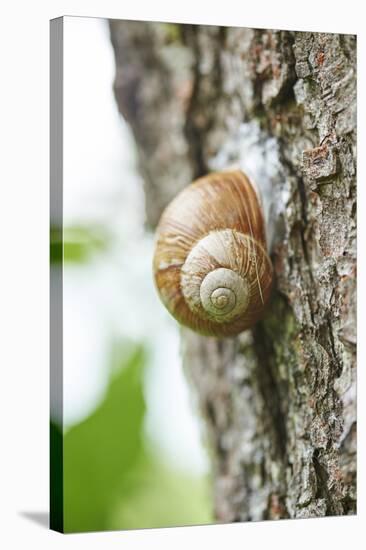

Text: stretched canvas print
xmin=50 ymin=16 xmax=357 ymax=533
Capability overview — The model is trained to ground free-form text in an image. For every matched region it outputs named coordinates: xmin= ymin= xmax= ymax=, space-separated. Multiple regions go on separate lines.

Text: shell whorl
xmin=181 ymin=230 xmax=252 ymax=323
xmin=153 ymin=170 xmax=273 ymax=337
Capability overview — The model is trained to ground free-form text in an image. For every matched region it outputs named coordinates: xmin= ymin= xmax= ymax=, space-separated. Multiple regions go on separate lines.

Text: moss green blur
xmin=50 ymin=224 xmax=110 ymax=264
xmin=62 ymin=343 xmax=213 ymax=533
xmin=51 ymin=227 xmax=213 ymax=531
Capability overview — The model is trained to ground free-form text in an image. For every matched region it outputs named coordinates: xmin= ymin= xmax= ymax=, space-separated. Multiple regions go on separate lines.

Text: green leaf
xmin=110 ymin=460 xmax=213 ymax=530
xmin=61 ymin=341 xmax=213 ymax=532
xmin=50 ymin=224 xmax=110 ymax=264
xmin=63 ymin=345 xmax=146 ymax=533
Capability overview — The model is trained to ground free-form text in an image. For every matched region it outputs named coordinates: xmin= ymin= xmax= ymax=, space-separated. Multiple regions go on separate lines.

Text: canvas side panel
xmin=50 ymin=16 xmax=64 ymax=534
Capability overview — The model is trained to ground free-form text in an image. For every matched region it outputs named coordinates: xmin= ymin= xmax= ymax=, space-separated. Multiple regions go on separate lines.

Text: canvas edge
xmin=50 ymin=15 xmax=64 ymax=534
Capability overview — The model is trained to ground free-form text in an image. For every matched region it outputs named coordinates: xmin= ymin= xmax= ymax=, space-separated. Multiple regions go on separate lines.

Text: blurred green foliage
xmin=50 ymin=421 xmax=63 ymax=531
xmin=51 ymin=222 xmax=213 ymax=531
xmin=61 ymin=343 xmax=213 ymax=533
xmin=50 ymin=224 xmax=110 ymax=264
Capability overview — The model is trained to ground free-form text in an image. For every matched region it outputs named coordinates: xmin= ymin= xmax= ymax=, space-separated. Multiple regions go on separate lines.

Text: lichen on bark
xmin=109 ymin=21 xmax=356 ymax=521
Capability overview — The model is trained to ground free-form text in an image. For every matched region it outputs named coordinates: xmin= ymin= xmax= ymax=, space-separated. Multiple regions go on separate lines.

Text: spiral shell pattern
xmin=153 ymin=170 xmax=273 ymax=337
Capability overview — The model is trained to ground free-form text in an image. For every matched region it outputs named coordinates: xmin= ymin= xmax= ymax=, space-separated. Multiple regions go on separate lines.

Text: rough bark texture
xmin=109 ymin=22 xmax=356 ymax=521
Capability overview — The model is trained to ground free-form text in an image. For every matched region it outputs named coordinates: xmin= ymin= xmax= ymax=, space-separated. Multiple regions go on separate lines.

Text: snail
xmin=152 ymin=170 xmax=273 ymax=337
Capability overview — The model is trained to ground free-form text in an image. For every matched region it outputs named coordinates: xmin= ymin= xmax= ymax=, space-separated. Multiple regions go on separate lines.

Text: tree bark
xmin=109 ymin=21 xmax=356 ymax=521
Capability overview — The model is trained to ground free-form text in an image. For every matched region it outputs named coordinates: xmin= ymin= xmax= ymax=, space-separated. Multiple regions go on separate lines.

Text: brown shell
xmin=152 ymin=170 xmax=273 ymax=337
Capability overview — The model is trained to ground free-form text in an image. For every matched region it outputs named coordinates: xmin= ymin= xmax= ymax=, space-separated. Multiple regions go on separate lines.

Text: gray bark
xmin=109 ymin=22 xmax=356 ymax=521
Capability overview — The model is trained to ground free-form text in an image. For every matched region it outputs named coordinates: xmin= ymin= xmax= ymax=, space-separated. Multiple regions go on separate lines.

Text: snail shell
xmin=153 ymin=170 xmax=273 ymax=337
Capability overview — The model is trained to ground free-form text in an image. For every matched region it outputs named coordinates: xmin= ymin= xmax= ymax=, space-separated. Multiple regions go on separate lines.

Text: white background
xmin=0 ymin=0 xmax=364 ymax=548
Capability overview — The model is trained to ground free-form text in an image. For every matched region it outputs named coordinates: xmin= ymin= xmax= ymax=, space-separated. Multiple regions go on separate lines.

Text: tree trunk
xmin=109 ymin=22 xmax=356 ymax=521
